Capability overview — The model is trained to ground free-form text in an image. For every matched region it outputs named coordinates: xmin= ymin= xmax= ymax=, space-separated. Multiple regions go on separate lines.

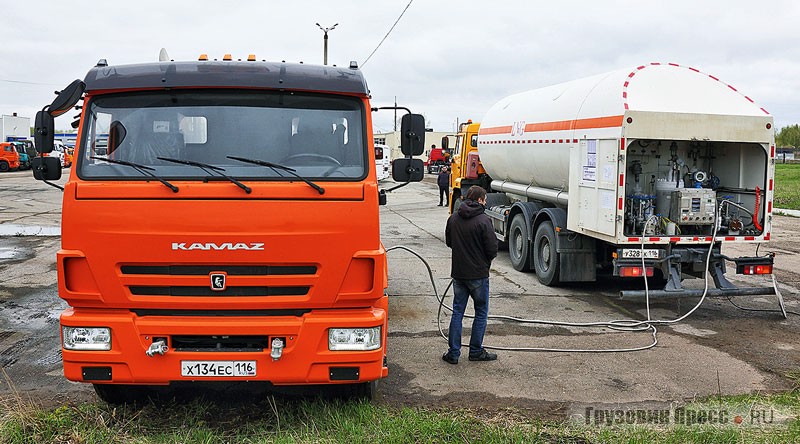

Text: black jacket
xmin=445 ymin=199 xmax=498 ymax=280
xmin=437 ymin=170 xmax=450 ymax=188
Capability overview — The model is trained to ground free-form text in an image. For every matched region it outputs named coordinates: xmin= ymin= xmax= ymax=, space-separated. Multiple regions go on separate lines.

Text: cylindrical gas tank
xmin=477 ymin=63 xmax=768 ymax=193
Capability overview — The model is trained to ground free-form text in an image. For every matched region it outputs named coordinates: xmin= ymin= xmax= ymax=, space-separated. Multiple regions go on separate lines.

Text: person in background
xmin=442 ymin=185 xmax=498 ymax=364
xmin=437 ymin=166 xmax=450 ymax=207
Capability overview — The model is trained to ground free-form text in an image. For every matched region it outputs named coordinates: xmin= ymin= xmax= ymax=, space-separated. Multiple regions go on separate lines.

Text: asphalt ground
xmin=0 ymin=169 xmax=798 ymax=418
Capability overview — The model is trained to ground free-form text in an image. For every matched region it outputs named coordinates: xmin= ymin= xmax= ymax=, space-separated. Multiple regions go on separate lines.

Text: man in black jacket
xmin=442 ymin=185 xmax=499 ymax=364
xmin=437 ymin=166 xmax=450 ymax=207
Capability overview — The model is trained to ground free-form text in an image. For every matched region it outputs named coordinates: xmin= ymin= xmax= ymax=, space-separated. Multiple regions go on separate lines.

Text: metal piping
xmin=491 ymin=180 xmax=569 ymax=206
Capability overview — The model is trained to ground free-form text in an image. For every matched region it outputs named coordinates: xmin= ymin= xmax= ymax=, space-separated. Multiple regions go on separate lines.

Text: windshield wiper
xmin=226 ymin=156 xmax=325 ymax=195
xmin=156 ymin=157 xmax=251 ymax=194
xmin=89 ymin=156 xmax=179 ymax=193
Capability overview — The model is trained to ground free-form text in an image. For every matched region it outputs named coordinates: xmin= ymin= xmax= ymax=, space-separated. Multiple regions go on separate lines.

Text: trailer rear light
xmin=328 ymin=327 xmax=381 ymax=351
xmin=63 ymin=327 xmax=111 ymax=351
xmin=619 ymin=266 xmax=654 ymax=278
xmin=741 ymin=264 xmax=773 ymax=275
xmin=734 ymin=256 xmax=774 ymax=275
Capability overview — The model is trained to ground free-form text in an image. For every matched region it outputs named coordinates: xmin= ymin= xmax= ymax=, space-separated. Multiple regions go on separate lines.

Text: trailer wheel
xmin=533 ymin=221 xmax=560 ymax=286
xmin=509 ymin=214 xmax=531 ymax=271
xmin=0 ymin=161 xmax=8 ymax=172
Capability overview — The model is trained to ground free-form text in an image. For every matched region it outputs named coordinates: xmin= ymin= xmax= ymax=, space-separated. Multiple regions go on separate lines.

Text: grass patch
xmin=1 ymin=390 xmax=799 ymax=443
xmin=774 ymin=163 xmax=800 ymax=210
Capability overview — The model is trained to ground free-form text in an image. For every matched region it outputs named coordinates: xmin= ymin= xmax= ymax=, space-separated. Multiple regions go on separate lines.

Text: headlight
xmin=62 ymin=327 xmax=111 ymax=351
xmin=328 ymin=327 xmax=381 ymax=351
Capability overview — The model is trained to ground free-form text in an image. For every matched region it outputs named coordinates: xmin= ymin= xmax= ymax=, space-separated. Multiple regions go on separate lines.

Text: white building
xmin=1 ymin=114 xmax=30 ymax=142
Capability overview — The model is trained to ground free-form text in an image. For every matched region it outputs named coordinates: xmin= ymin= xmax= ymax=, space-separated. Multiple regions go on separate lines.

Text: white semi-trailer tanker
xmin=477 ymin=63 xmax=776 ymax=298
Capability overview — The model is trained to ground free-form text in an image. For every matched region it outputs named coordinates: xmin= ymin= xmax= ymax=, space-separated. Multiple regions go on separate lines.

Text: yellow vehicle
xmin=445 ymin=120 xmax=490 ymax=213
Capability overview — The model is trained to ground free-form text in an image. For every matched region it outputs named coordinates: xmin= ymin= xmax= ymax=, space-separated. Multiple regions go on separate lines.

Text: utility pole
xmin=316 ymin=22 xmax=338 ymax=65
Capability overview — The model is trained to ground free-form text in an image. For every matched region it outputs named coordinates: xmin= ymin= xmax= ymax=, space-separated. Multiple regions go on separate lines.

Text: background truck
xmin=464 ymin=63 xmax=776 ymax=298
xmin=444 ymin=120 xmax=491 ymax=210
xmin=0 ymin=142 xmax=20 ymax=172
xmin=11 ymin=142 xmax=31 ymax=169
xmin=425 ymin=146 xmax=449 ymax=174
xmin=32 ymin=54 xmax=424 ymax=403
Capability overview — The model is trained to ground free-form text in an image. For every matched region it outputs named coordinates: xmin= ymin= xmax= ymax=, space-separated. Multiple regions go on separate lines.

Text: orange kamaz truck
xmin=32 ymin=54 xmax=425 ymax=403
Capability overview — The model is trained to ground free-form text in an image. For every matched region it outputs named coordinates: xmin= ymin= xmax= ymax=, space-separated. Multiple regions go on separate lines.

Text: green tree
xmin=776 ymin=124 xmax=800 ymax=148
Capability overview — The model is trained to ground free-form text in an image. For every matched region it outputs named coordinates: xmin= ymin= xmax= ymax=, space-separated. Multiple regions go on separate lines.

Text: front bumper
xmin=61 ymin=303 xmax=388 ymax=385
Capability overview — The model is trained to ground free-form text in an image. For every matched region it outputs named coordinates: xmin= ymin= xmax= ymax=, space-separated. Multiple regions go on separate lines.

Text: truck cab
xmin=31 ymin=56 xmax=425 ymax=402
xmin=0 ymin=142 xmax=20 ymax=172
xmin=447 ymin=120 xmax=488 ymax=212
xmin=11 ymin=142 xmax=30 ymax=170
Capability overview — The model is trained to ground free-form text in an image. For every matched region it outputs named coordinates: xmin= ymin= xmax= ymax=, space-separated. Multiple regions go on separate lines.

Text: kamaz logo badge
xmin=210 ymin=273 xmax=227 ymax=291
xmin=171 ymin=242 xmax=265 ymax=251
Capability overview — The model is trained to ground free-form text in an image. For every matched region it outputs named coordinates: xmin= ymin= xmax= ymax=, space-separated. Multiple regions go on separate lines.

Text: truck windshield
xmin=78 ymin=90 xmax=366 ymax=180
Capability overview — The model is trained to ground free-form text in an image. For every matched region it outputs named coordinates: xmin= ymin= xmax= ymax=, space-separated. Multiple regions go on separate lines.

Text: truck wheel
xmin=0 ymin=161 xmax=8 ymax=172
xmin=533 ymin=221 xmax=560 ymax=286
xmin=509 ymin=214 xmax=531 ymax=271
xmin=93 ymin=384 xmax=148 ymax=405
xmin=345 ymin=380 xmax=378 ymax=400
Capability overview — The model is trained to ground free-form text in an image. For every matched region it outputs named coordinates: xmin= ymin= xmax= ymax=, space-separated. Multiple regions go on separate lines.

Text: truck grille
xmin=129 ymin=286 xmax=309 ymax=296
xmin=121 ymin=264 xmax=316 ymax=297
xmin=171 ymin=335 xmax=270 ymax=352
xmin=121 ymin=265 xmax=317 ymax=275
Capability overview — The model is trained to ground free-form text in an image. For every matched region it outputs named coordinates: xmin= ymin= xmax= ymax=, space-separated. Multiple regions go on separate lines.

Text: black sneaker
xmin=468 ymin=350 xmax=497 ymax=361
xmin=441 ymin=353 xmax=458 ymax=365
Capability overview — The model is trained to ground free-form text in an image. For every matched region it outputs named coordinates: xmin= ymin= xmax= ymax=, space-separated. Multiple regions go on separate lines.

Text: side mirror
xmin=400 ymin=114 xmax=425 ymax=156
xmin=32 ymin=156 xmax=62 ymax=181
xmin=392 ymin=158 xmax=424 ymax=182
xmin=49 ymin=79 xmax=86 ymax=117
xmin=34 ymin=111 xmax=54 ymax=154
xmin=441 ymin=136 xmax=449 ymax=150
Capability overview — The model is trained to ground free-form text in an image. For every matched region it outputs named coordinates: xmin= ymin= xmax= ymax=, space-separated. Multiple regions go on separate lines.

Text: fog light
xmin=63 ymin=327 xmax=111 ymax=351
xmin=328 ymin=327 xmax=381 ymax=351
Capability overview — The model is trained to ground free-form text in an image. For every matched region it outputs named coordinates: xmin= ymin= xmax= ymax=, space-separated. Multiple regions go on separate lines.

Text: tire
xmin=533 ymin=221 xmax=560 ymax=286
xmin=509 ymin=214 xmax=531 ymax=271
xmin=93 ymin=384 xmax=149 ymax=405
xmin=341 ymin=380 xmax=378 ymax=401
xmin=0 ymin=161 xmax=8 ymax=172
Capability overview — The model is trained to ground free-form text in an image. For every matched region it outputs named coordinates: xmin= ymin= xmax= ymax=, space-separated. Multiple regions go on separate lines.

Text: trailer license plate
xmin=621 ymin=249 xmax=660 ymax=259
xmin=181 ymin=361 xmax=257 ymax=377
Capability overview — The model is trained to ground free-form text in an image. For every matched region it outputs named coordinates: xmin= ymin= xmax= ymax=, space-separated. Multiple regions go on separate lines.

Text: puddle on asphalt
xmin=0 ymin=224 xmax=60 ymax=236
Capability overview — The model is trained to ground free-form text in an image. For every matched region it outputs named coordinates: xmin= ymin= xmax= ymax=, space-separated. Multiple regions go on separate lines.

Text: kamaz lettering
xmin=171 ymin=242 xmax=265 ymax=251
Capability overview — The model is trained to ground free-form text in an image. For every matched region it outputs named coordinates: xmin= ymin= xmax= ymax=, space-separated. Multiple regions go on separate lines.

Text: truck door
xmin=574 ymin=138 xmax=619 ymax=237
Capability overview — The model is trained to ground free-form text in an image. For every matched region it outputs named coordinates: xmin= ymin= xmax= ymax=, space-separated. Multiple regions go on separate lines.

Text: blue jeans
xmin=447 ymin=278 xmax=489 ymax=358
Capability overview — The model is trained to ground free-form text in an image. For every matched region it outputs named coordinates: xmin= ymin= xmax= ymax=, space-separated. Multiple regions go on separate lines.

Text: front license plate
xmin=621 ymin=249 xmax=660 ymax=259
xmin=181 ymin=360 xmax=257 ymax=377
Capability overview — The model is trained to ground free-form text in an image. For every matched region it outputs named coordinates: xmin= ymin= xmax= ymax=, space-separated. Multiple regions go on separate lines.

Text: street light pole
xmin=315 ymin=22 xmax=338 ymax=65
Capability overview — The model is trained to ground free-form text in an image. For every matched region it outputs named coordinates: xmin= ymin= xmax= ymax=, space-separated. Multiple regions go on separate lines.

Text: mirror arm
xmin=371 ymin=106 xmax=412 ymax=115
xmin=43 ymin=180 xmax=64 ymax=191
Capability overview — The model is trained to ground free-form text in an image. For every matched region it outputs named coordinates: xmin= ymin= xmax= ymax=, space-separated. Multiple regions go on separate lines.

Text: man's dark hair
xmin=465 ymin=185 xmax=486 ymax=201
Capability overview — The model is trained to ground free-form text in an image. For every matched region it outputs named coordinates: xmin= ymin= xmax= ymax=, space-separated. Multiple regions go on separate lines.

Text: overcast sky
xmin=2 ymin=0 xmax=799 ymax=134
